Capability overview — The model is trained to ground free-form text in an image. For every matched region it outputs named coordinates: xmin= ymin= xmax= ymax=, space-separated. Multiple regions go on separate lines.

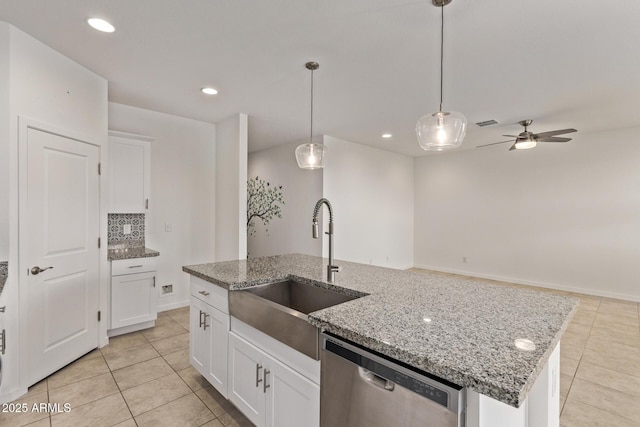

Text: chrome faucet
xmin=312 ymin=198 xmax=340 ymax=283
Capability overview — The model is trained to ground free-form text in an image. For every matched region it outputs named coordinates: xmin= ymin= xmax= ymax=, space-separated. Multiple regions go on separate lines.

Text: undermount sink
xmin=229 ymin=279 xmax=361 ymax=360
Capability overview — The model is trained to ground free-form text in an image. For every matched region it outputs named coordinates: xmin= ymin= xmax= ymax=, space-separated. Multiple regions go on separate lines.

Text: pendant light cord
xmin=439 ymin=3 xmax=444 ymax=112
xmin=310 ymin=68 xmax=314 ymax=141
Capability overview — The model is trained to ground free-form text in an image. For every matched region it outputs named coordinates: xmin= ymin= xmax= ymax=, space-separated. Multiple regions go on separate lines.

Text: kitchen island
xmin=184 ymin=253 xmax=577 ymax=427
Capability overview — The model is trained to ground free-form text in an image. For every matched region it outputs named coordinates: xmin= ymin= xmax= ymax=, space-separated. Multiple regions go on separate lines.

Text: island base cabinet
xmin=190 ymin=296 xmax=229 ymax=398
xmin=229 ymin=332 xmax=319 ymax=427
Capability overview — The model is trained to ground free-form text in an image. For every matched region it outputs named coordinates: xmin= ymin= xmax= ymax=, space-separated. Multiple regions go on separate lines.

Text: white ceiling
xmin=2 ymin=0 xmax=640 ymax=156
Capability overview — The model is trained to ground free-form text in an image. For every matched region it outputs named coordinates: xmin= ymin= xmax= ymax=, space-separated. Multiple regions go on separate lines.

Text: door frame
xmin=17 ymin=116 xmax=109 ymax=393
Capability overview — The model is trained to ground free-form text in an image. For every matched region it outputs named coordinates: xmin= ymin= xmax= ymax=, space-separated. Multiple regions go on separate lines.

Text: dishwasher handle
xmin=361 ymin=368 xmax=395 ymax=391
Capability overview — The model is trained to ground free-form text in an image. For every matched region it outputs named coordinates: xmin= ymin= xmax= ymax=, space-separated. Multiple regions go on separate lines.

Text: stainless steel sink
xmin=229 ymin=279 xmax=361 ymax=360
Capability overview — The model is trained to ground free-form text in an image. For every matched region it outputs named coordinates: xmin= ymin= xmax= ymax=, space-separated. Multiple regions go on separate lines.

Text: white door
xmin=111 ymin=272 xmax=156 ymax=329
xmin=207 ymin=305 xmax=229 ymax=398
xmin=190 ymin=297 xmax=210 ymax=377
xmin=266 ymin=357 xmax=320 ymax=427
xmin=25 ymin=127 xmax=100 ymax=386
xmin=228 ymin=333 xmax=266 ymax=427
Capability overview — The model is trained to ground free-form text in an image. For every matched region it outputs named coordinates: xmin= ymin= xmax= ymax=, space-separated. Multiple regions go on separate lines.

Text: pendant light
xmin=296 ymin=62 xmax=328 ymax=169
xmin=416 ymin=0 xmax=467 ymax=151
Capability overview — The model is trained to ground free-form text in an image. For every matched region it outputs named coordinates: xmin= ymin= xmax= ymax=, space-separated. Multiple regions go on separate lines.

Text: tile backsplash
xmin=108 ymin=213 xmax=145 ymax=243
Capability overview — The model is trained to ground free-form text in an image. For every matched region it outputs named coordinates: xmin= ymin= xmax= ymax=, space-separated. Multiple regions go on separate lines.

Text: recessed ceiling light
xmin=382 ymin=133 xmax=392 ymax=139
xmin=201 ymin=87 xmax=218 ymax=95
xmin=87 ymin=18 xmax=115 ymax=33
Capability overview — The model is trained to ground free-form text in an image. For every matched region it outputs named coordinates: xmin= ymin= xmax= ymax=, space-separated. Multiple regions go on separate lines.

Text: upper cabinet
xmin=108 ymin=131 xmax=152 ymax=213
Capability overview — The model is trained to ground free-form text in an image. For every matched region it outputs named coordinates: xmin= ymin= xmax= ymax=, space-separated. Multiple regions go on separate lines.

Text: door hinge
xmin=98 ymin=237 xmax=101 ymax=248
xmin=98 ymin=310 xmax=101 ymax=322
xmin=98 ymin=163 xmax=101 ymax=175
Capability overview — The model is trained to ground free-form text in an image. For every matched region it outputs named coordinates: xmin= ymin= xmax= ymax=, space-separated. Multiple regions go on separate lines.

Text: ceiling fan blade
xmin=476 ymin=140 xmax=513 ymax=148
xmin=533 ymin=128 xmax=577 ymax=138
xmin=502 ymin=134 xmax=520 ymax=138
xmin=508 ymin=144 xmax=516 ymax=151
xmin=538 ymin=137 xmax=572 ymax=143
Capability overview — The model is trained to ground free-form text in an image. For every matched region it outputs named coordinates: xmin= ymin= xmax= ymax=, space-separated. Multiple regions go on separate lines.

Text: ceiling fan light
xmin=295 ymin=143 xmax=327 ymax=169
xmin=416 ymin=111 xmax=467 ymax=151
xmin=515 ymin=139 xmax=537 ymax=150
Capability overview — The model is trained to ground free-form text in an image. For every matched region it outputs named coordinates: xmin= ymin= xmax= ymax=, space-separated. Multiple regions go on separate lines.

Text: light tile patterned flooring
xmin=0 ymin=307 xmax=253 ymax=427
xmin=3 ymin=278 xmax=640 ymax=427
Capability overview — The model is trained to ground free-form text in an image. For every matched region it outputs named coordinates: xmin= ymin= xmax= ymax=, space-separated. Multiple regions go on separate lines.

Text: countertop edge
xmin=108 ymin=247 xmax=160 ymax=261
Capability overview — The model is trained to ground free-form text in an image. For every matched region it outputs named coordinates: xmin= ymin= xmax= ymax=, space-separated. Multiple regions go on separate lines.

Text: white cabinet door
xmin=190 ymin=297 xmax=210 ymax=377
xmin=111 ymin=271 xmax=157 ymax=329
xmin=206 ymin=305 xmax=229 ymax=398
xmin=108 ymin=133 xmax=151 ymax=213
xmin=266 ymin=357 xmax=320 ymax=427
xmin=229 ymin=332 xmax=266 ymax=427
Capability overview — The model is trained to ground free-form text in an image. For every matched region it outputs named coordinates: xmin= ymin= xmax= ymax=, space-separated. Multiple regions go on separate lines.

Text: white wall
xmin=414 ymin=127 xmax=640 ymax=301
xmin=0 ymin=23 xmax=9 ymax=261
xmin=215 ymin=114 xmax=248 ymax=261
xmin=1 ymin=23 xmax=108 ymax=402
xmin=108 ymin=103 xmax=216 ymax=310
xmin=247 ymin=140 xmax=322 ymax=258
xmin=323 ymin=136 xmax=414 ymax=269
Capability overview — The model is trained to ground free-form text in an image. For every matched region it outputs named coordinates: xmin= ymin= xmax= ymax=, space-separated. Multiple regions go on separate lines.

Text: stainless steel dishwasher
xmin=321 ymin=333 xmax=465 ymax=427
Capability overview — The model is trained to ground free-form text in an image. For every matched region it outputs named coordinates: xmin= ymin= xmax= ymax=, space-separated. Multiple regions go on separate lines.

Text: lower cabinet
xmin=228 ymin=332 xmax=320 ymax=427
xmin=111 ymin=271 xmax=157 ymax=330
xmin=190 ymin=295 xmax=229 ymax=398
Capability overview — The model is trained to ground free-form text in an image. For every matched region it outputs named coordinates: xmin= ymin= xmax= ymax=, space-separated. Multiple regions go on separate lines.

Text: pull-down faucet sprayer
xmin=312 ymin=198 xmax=340 ymax=283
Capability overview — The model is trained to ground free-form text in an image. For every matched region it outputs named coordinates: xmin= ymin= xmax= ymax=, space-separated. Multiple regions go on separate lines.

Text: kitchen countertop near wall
xmin=108 ymin=240 xmax=159 ymax=261
xmin=0 ymin=261 xmax=7 ymax=295
xmin=184 ymin=253 xmax=578 ymax=408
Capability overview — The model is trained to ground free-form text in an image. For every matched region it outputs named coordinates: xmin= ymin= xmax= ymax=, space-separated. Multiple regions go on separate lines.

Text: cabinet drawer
xmin=112 ymin=257 xmax=158 ymax=276
xmin=191 ymin=276 xmax=228 ymax=314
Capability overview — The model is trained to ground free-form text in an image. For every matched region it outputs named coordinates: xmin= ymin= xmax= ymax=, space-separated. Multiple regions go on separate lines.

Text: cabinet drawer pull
xmin=256 ymin=364 xmax=263 ymax=387
xmin=128 ymin=265 xmax=143 ymax=269
xmin=263 ymin=369 xmax=270 ymax=393
xmin=198 ymin=290 xmax=210 ymax=297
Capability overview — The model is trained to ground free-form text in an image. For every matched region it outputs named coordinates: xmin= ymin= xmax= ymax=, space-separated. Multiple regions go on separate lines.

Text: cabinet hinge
xmin=98 ymin=237 xmax=101 ymax=248
xmin=98 ymin=163 xmax=101 ymax=175
xmin=152 ymin=276 xmax=156 ymax=288
xmin=98 ymin=310 xmax=101 ymax=322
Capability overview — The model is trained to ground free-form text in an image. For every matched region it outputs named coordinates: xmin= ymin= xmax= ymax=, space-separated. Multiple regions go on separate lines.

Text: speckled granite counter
xmin=0 ymin=261 xmax=7 ymax=295
xmin=183 ymin=253 xmax=578 ymax=407
xmin=108 ymin=247 xmax=160 ymax=261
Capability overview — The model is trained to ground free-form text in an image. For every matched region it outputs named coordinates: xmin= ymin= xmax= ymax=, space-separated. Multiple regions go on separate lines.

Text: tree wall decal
xmin=247 ymin=176 xmax=285 ymax=237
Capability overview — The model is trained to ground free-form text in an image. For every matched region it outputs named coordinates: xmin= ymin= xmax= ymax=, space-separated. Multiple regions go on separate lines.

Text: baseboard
xmin=412 ymin=264 xmax=640 ymax=303
xmin=158 ymin=299 xmax=189 ymax=312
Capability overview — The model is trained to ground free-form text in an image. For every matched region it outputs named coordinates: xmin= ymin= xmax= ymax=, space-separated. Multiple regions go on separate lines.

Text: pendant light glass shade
xmin=416 ymin=0 xmax=466 ymax=151
xmin=295 ymin=142 xmax=328 ymax=169
xmin=416 ymin=111 xmax=467 ymax=151
xmin=296 ymin=62 xmax=327 ymax=169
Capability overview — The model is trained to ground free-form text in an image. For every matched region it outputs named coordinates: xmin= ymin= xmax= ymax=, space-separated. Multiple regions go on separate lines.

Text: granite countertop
xmin=0 ymin=261 xmax=7 ymax=295
xmin=183 ymin=253 xmax=578 ymax=408
xmin=108 ymin=246 xmax=160 ymax=261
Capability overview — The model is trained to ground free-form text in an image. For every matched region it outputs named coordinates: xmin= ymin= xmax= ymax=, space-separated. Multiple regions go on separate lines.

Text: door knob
xmin=31 ymin=266 xmax=54 ymax=275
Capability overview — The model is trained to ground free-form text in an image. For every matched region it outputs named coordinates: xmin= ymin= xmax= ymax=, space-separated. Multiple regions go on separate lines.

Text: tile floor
xmin=2 ymin=277 xmax=640 ymax=427
xmin=0 ymin=307 xmax=253 ymax=427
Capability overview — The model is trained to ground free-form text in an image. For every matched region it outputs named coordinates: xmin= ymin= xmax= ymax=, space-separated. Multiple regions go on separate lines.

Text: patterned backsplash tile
xmin=108 ymin=213 xmax=145 ymax=243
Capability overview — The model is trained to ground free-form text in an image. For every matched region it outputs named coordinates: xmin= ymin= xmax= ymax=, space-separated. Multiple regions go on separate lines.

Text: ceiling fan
xmin=477 ymin=120 xmax=577 ymax=151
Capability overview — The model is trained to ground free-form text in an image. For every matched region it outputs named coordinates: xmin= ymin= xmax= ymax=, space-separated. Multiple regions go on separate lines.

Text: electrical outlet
xmin=161 ymin=284 xmax=173 ymax=294
xmin=123 ymin=224 xmax=132 ymax=234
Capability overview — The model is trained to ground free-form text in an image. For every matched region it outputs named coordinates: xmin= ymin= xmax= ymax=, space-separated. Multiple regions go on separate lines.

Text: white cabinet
xmin=229 ymin=332 xmax=320 ymax=427
xmin=190 ymin=277 xmax=230 ymax=398
xmin=109 ymin=257 xmax=158 ymax=336
xmin=108 ymin=131 xmax=152 ymax=213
